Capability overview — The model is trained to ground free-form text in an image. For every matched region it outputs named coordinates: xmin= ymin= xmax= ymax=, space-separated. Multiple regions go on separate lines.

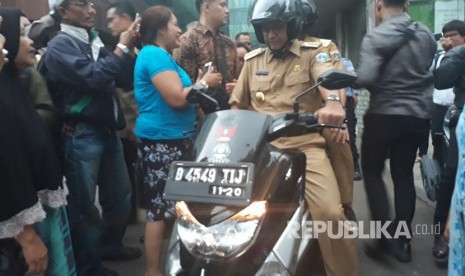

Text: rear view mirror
xmin=317 ymin=69 xmax=357 ymax=90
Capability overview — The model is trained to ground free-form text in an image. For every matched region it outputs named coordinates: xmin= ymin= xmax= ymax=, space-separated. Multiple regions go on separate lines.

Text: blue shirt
xmin=134 ymin=45 xmax=195 ymax=140
xmin=342 ymin=58 xmax=357 ymax=97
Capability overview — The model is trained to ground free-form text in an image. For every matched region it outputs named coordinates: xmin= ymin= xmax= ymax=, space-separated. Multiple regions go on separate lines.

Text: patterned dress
xmin=449 ymin=108 xmax=465 ymax=276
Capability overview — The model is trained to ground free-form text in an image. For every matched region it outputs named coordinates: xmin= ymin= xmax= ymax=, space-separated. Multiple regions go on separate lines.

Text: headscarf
xmin=0 ymin=8 xmax=21 ymax=74
xmin=0 ymin=7 xmax=65 ymax=205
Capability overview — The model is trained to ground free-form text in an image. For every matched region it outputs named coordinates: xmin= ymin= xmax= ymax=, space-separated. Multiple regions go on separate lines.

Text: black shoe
xmin=390 ymin=240 xmax=411 ymax=263
xmin=344 ymin=206 xmax=357 ymax=223
xmin=363 ymin=239 xmax=389 ymax=261
xmin=101 ymin=245 xmax=142 ymax=261
xmin=353 ymin=170 xmax=362 ymax=181
xmin=433 ymin=234 xmax=449 ymax=268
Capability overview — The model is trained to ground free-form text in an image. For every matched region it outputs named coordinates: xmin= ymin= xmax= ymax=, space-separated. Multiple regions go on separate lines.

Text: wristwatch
xmin=116 ymin=43 xmax=130 ymax=54
xmin=326 ymin=94 xmax=341 ymax=102
xmin=200 ymin=79 xmax=209 ymax=90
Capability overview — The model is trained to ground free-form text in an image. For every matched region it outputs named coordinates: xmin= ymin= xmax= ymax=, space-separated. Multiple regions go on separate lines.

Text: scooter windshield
xmin=190 ymin=110 xmax=272 ymax=164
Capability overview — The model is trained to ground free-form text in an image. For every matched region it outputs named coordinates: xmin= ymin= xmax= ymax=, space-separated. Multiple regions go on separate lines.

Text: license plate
xmin=164 ymin=161 xmax=254 ymax=206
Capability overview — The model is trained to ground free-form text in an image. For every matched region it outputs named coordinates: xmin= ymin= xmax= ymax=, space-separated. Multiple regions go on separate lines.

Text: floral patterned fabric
xmin=136 ymin=138 xmax=191 ymax=222
xmin=449 ymin=108 xmax=465 ymax=276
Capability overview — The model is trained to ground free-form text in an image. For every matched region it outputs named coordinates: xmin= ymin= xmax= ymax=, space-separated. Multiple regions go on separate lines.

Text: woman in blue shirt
xmin=133 ymin=6 xmax=221 ymax=276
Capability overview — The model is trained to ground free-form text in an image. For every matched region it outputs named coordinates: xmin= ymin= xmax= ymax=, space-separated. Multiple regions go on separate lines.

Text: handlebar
xmin=267 ymin=112 xmax=346 ymax=141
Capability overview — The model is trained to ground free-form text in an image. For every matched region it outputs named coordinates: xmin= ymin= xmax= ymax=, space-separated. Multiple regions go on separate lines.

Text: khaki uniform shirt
xmin=229 ymin=39 xmax=338 ymax=115
xmin=173 ymin=23 xmax=238 ymax=83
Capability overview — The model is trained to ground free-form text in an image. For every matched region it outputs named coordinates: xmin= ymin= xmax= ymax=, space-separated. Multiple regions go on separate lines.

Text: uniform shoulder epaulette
xmin=320 ymin=39 xmax=332 ymax=48
xmin=244 ymin=48 xmax=266 ymax=61
xmin=301 ymin=41 xmax=321 ymax=48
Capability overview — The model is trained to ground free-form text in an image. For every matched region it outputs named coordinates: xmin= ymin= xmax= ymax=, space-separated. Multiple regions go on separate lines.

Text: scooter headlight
xmin=175 ymin=201 xmax=267 ymax=259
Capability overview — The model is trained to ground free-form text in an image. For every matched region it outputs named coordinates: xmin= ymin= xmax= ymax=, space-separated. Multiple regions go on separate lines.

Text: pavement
xmin=104 ymin=157 xmax=449 ymax=276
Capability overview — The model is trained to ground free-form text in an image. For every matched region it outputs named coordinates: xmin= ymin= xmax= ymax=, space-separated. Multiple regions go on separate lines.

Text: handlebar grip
xmin=298 ymin=113 xmax=317 ymax=125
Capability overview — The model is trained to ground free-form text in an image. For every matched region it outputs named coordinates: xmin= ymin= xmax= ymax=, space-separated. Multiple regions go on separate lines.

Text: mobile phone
xmin=203 ymin=61 xmax=212 ymax=73
xmin=2 ymin=48 xmax=7 ymax=57
xmin=434 ymin=32 xmax=442 ymax=41
xmin=202 ymin=61 xmax=212 ymax=77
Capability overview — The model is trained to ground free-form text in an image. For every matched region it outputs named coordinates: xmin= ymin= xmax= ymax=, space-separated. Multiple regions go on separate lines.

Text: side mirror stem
xmin=293 ymin=81 xmax=322 ymax=114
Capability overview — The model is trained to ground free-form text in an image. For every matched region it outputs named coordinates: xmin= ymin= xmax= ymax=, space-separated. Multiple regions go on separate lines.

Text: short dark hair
xmin=107 ymin=1 xmax=136 ymax=21
xmin=195 ymin=0 xmax=215 ymax=13
xmin=381 ymin=0 xmax=407 ymax=8
xmin=136 ymin=6 xmax=173 ymax=48
xmin=235 ymin=41 xmax=250 ymax=52
xmin=235 ymin=32 xmax=250 ymax=41
xmin=443 ymin=20 xmax=465 ymax=36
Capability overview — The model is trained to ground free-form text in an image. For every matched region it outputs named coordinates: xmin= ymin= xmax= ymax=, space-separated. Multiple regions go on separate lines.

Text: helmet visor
xmin=251 ymin=0 xmax=297 ymax=24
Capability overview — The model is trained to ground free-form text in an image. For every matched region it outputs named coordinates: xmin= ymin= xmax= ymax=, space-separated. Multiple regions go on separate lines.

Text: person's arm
xmin=229 ymin=60 xmax=251 ymax=109
xmin=309 ymin=47 xmax=346 ymax=126
xmin=315 ymin=86 xmax=346 ymax=126
xmin=434 ymin=45 xmax=465 ymax=89
xmin=153 ymin=68 xmax=221 ymax=109
xmin=354 ymin=33 xmax=384 ymax=89
xmin=148 ymin=48 xmax=221 ymax=109
xmin=46 ymin=37 xmax=126 ymax=91
xmin=15 ymin=226 xmax=48 ymax=275
xmin=45 ymin=19 xmax=139 ymax=92
xmin=172 ymin=33 xmax=201 ymax=82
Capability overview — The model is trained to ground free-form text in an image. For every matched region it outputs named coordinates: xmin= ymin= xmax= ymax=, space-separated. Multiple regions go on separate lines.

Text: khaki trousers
xmin=272 ymin=133 xmax=358 ymax=276
xmin=321 ymin=129 xmax=354 ymax=205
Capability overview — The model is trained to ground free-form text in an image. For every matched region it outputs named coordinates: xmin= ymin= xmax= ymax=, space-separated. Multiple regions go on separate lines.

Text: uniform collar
xmin=265 ymin=40 xmax=301 ymax=63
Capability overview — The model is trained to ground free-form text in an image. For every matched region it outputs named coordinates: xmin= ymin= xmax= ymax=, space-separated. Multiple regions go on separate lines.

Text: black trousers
xmin=121 ymin=137 xmax=138 ymax=219
xmin=346 ymin=96 xmax=360 ymax=166
xmin=431 ymin=103 xmax=450 ymax=164
xmin=361 ymin=114 xmax=430 ymax=241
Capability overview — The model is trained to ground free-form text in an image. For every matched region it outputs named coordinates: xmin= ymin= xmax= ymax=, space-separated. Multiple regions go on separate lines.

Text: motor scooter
xmin=420 ymin=104 xmax=460 ymax=201
xmin=163 ymin=69 xmax=356 ymax=276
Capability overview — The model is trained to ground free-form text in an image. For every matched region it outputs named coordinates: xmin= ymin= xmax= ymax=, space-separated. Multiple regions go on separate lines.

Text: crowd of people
xmin=0 ymin=0 xmax=464 ymax=275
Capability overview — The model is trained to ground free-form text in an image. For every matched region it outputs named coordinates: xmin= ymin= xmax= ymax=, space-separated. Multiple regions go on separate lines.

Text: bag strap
xmin=385 ymin=21 xmax=418 ymax=62
xmin=380 ymin=21 xmax=418 ymax=74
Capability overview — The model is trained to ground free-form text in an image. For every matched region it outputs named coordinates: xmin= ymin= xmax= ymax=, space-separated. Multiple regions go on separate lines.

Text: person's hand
xmin=315 ymin=101 xmax=346 ymax=126
xmin=199 ymin=66 xmax=222 ymax=89
xmin=225 ymin=79 xmax=237 ymax=94
xmin=15 ymin=226 xmax=48 ymax=275
xmin=331 ymin=126 xmax=349 ymax=143
xmin=119 ymin=17 xmax=142 ymax=47
xmin=440 ymin=37 xmax=453 ymax=52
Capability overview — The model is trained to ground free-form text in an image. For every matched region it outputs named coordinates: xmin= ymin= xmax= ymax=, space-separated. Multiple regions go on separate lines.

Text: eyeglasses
xmin=67 ymin=0 xmax=94 ymax=8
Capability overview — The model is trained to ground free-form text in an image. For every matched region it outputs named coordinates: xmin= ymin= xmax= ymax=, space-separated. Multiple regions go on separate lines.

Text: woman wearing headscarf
xmin=0 ymin=7 xmax=75 ymax=275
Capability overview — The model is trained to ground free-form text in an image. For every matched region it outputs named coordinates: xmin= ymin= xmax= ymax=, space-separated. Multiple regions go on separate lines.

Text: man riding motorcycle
xmin=229 ymin=0 xmax=358 ymax=275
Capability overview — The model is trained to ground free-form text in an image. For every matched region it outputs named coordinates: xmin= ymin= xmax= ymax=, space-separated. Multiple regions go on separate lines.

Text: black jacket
xmin=355 ymin=13 xmax=436 ymax=119
xmin=434 ymin=44 xmax=465 ymax=110
xmin=45 ymin=30 xmax=134 ymax=130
